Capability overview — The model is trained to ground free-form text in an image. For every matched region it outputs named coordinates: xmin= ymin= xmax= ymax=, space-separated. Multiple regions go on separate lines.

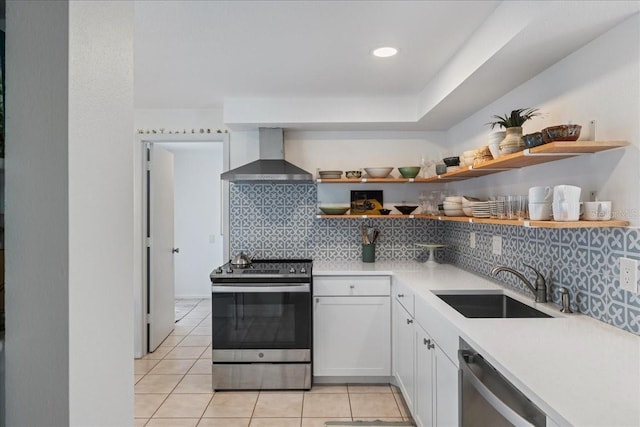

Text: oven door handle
xmin=212 ymin=284 xmax=310 ymax=293
xmin=459 ymin=350 xmax=536 ymax=427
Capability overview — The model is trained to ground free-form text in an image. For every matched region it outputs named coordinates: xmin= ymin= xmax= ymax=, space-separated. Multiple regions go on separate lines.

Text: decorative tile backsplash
xmin=229 ymin=182 xmax=640 ymax=335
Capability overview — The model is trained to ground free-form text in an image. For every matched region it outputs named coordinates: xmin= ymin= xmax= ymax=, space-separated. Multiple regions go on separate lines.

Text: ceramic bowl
xmin=398 ymin=166 xmax=421 ymax=178
xmin=523 ymin=132 xmax=545 ymax=148
xmin=318 ymin=170 xmax=343 ymax=179
xmin=319 ymin=205 xmax=349 ymax=215
xmin=394 ymin=205 xmax=418 ymax=215
xmin=364 ymin=167 xmax=394 ymax=178
xmin=435 ymin=164 xmax=447 ymax=175
xmin=442 ymin=156 xmax=460 ymax=167
xmin=378 ymin=208 xmax=391 ymax=215
xmin=541 ymin=124 xmax=582 ymax=142
xmin=345 ymin=170 xmax=362 ymax=179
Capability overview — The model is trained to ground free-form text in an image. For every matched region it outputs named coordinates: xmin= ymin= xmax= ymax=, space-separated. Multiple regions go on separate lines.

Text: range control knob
xmin=226 ymin=268 xmax=233 ymax=274
xmin=215 ymin=267 xmax=223 ymax=274
xmin=289 ymin=267 xmax=296 ymax=274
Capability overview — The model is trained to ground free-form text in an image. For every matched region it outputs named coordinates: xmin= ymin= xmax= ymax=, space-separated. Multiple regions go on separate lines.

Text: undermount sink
xmin=436 ymin=293 xmax=553 ymax=318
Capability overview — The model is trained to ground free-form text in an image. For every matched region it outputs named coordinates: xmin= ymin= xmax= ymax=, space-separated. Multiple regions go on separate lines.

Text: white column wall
xmin=68 ymin=2 xmax=134 ymax=425
xmin=6 ymin=1 xmax=135 ymax=426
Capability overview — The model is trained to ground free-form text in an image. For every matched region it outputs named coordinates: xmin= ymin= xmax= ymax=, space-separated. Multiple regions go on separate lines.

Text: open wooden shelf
xmin=316 ymin=213 xmax=629 ymax=228
xmin=421 ymin=140 xmax=628 ymax=182
xmin=317 ymin=141 xmax=628 ymax=184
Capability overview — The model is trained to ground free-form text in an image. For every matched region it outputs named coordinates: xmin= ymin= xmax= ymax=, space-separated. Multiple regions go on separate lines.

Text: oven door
xmin=211 ymin=283 xmax=311 ymax=363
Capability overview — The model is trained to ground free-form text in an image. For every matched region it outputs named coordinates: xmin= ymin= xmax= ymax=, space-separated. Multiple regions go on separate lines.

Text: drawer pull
xmin=397 ymin=293 xmax=404 ymax=298
xmin=350 ymin=285 xmax=355 ymax=289
xmin=406 ymin=318 xmax=413 ymax=325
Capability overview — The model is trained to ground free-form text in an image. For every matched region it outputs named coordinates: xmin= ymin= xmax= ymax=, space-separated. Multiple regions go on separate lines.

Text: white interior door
xmin=149 ymin=146 xmax=176 ymax=351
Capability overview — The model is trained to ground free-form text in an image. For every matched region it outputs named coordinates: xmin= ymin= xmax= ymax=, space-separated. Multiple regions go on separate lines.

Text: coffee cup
xmin=529 ymin=186 xmax=552 ymax=203
xmin=584 ymin=201 xmax=612 ymax=221
xmin=529 ymin=202 xmax=552 ymax=221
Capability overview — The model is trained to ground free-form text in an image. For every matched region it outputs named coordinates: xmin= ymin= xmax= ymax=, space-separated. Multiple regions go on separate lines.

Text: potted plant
xmin=486 ymin=108 xmax=540 ymax=155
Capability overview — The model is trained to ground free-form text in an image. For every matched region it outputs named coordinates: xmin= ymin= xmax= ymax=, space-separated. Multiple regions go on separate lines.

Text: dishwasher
xmin=459 ymin=339 xmax=547 ymax=427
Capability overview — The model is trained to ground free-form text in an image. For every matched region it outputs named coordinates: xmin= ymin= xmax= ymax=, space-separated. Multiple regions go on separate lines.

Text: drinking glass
xmin=496 ymin=195 xmax=507 ymax=219
xmin=516 ymin=195 xmax=529 ymax=220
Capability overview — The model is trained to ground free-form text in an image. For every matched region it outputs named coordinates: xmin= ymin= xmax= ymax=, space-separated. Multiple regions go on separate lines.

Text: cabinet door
xmin=393 ymin=298 xmax=415 ymax=412
xmin=434 ymin=346 xmax=459 ymax=427
xmin=313 ymin=296 xmax=390 ymax=377
xmin=414 ymin=327 xmax=435 ymax=427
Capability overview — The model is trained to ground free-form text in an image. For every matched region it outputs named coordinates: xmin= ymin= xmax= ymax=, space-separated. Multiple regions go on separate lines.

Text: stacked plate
xmin=472 ymin=201 xmax=491 ymax=218
xmin=443 ymin=196 xmax=464 ymax=216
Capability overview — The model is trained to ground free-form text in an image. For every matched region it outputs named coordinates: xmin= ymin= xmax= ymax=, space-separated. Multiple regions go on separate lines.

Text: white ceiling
xmin=134 ymin=1 xmax=640 ymax=131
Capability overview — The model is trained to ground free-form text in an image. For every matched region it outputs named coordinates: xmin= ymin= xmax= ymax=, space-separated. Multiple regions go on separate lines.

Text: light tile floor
xmin=135 ymin=299 xmax=414 ymax=427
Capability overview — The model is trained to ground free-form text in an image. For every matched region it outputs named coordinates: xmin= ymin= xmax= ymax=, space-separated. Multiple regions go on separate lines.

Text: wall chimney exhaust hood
xmin=221 ymin=128 xmax=313 ymax=182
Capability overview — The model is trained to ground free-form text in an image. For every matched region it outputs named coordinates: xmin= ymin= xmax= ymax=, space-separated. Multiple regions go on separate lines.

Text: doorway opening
xmin=136 ymin=134 xmax=229 ymax=357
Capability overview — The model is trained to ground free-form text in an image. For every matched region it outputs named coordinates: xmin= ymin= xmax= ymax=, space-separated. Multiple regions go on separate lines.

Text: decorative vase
xmin=499 ymin=127 xmax=524 ymax=155
xmin=488 ymin=131 xmax=505 ymax=159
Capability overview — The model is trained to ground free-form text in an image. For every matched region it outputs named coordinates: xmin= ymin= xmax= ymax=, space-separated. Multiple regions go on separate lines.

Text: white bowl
xmin=443 ymin=201 xmax=462 ymax=209
xmin=444 ymin=196 xmax=463 ymax=203
xmin=463 ymin=207 xmax=474 ymax=216
xmin=444 ymin=209 xmax=465 ymax=216
xmin=364 ymin=167 xmax=394 ymax=178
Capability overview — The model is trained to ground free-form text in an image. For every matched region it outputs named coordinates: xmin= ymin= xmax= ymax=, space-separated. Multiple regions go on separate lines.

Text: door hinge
xmin=145 ymin=313 xmax=151 ymax=324
xmin=146 ymin=237 xmax=152 ymax=247
xmin=146 ymin=160 xmax=152 ymax=171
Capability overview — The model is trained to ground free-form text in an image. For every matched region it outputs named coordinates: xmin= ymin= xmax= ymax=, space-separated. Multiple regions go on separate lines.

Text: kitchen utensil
xmin=584 ymin=201 xmax=612 ymax=221
xmin=364 ymin=167 xmax=394 ymax=178
xmin=529 ymin=202 xmax=552 ymax=220
xmin=443 ymin=156 xmax=460 ymax=167
xmin=553 ymin=185 xmax=582 ymax=221
xmin=319 ymin=205 xmax=350 ymax=215
xmin=398 ymin=166 xmax=421 ymax=178
xmin=395 ymin=205 xmax=418 ymax=215
xmin=435 ymin=164 xmax=447 ymax=175
xmin=529 ymin=186 xmax=553 ymax=203
xmin=542 ymin=124 xmax=581 ymax=142
xmin=362 ymin=244 xmax=376 ymax=263
xmin=230 ymin=251 xmax=252 ymax=268
xmin=522 ymin=132 xmax=545 ymax=148
xmin=318 ymin=170 xmax=343 ymax=179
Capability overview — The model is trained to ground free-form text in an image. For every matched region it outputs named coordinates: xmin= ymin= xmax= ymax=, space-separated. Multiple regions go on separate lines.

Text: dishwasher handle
xmin=459 ymin=350 xmax=536 ymax=427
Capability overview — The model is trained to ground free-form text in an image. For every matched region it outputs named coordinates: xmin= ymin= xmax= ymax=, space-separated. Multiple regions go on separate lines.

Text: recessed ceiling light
xmin=372 ymin=47 xmax=398 ymax=58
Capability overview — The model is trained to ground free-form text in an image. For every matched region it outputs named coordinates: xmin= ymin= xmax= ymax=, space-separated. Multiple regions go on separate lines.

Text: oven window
xmin=212 ymin=292 xmax=311 ymax=350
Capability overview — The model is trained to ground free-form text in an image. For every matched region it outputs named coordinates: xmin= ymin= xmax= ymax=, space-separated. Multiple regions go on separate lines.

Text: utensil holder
xmin=362 ymin=244 xmax=376 ymax=263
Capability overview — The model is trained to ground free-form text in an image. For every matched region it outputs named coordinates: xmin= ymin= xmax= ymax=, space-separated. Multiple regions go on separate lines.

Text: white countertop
xmin=313 ymin=261 xmax=640 ymax=427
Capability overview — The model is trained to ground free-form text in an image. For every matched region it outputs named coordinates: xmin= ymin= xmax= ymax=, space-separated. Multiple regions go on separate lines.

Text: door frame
xmin=134 ymin=133 xmax=230 ymax=358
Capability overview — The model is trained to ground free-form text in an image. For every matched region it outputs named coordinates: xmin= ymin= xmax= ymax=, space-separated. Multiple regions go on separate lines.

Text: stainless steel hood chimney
xmin=221 ymin=128 xmax=313 ymax=182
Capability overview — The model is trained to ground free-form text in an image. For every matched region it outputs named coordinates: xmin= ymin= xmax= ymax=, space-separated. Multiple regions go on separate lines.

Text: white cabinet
xmin=434 ymin=346 xmax=459 ymax=427
xmin=415 ymin=327 xmax=435 ymax=427
xmin=414 ymin=325 xmax=459 ymax=427
xmin=313 ymin=275 xmax=391 ymax=377
xmin=393 ymin=291 xmax=416 ymax=413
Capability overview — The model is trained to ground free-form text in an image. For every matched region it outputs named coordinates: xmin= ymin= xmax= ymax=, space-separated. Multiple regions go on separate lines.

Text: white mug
xmin=584 ymin=201 xmax=612 ymax=221
xmin=553 ymin=185 xmax=581 ymax=205
xmin=529 ymin=202 xmax=552 ymax=220
xmin=529 ymin=186 xmax=552 ymax=203
xmin=553 ymin=200 xmax=583 ymax=221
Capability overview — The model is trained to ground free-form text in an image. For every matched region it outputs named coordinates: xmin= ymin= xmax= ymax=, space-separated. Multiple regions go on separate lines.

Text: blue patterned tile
xmin=626 ymin=228 xmax=640 ymax=255
xmin=606 ymin=228 xmax=626 ymax=252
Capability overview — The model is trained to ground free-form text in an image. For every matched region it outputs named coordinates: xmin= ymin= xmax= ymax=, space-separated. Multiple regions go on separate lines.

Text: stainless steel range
xmin=210 ymin=259 xmax=312 ymax=390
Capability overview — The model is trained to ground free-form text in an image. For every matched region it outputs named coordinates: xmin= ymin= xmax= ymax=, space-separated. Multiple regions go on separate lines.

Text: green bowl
xmin=319 ymin=206 xmax=350 ymax=215
xmin=398 ymin=166 xmax=421 ymax=178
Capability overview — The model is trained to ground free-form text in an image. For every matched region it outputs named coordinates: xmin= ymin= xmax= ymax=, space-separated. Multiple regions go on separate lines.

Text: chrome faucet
xmin=491 ymin=264 xmax=548 ymax=303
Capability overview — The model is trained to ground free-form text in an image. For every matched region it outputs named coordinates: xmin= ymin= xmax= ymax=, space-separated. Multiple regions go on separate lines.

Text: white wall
xmin=6 ymin=1 xmax=134 ymax=426
xmin=161 ymin=143 xmax=224 ymax=298
xmin=444 ymin=13 xmax=640 ymax=225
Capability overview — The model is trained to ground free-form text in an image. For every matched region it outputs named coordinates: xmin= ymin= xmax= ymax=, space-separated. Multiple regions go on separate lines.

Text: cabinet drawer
xmin=392 ymin=277 xmax=415 ymax=317
xmin=313 ymin=275 xmax=390 ymax=296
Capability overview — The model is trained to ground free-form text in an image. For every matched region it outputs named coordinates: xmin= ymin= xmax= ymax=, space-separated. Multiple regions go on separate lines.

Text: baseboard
xmin=313 ymin=376 xmax=395 ymax=384
xmin=175 ymin=294 xmax=210 ymax=300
